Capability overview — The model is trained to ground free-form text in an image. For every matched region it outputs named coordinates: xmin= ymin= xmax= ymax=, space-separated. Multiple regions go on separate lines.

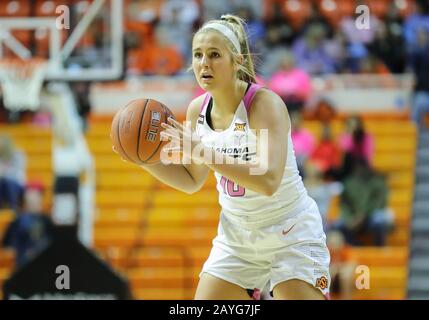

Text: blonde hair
xmin=193 ymin=14 xmax=256 ymax=83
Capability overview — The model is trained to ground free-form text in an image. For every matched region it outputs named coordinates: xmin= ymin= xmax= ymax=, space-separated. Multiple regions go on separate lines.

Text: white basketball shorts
xmin=200 ymin=198 xmax=331 ymax=298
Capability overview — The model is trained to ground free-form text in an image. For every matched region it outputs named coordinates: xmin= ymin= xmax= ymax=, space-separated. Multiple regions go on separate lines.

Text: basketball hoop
xmin=0 ymin=57 xmax=48 ymax=111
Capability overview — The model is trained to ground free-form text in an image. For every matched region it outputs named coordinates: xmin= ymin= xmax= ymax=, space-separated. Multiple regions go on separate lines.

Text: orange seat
xmin=96 ymin=171 xmax=155 ymax=190
xmin=0 ymin=209 xmax=15 ymax=235
xmin=374 ymin=137 xmax=416 ymax=153
xmin=0 ymin=267 xmax=14 ymax=300
xmin=352 ymin=287 xmax=405 ymax=300
xmin=127 ymin=45 xmax=183 ymax=76
xmin=281 ymin=0 xmax=312 ymax=31
xmin=147 ymin=208 xmax=219 ymax=228
xmin=350 ymin=247 xmax=408 ymax=267
xmin=95 ymin=208 xmax=143 ymax=227
xmin=387 ymin=227 xmax=409 ymax=246
xmin=87 ymin=138 xmax=114 ymax=154
xmin=13 ymin=137 xmax=52 ymax=155
xmin=152 ymin=190 xmax=219 ymax=208
xmin=373 ymin=153 xmax=415 ymax=171
xmin=367 ymin=0 xmax=390 ymax=19
xmin=0 ymin=0 xmax=31 ymax=16
xmin=0 ymin=249 xmax=15 ymax=269
xmin=141 ymin=227 xmax=216 ymax=247
xmin=35 ymin=0 xmax=70 ymax=16
xmin=186 ymin=246 xmax=212 ymax=268
xmin=132 ymin=288 xmax=185 ymax=300
xmin=127 ymin=267 xmax=185 ymax=289
xmin=94 ymin=226 xmax=140 ymax=248
xmin=95 ymin=156 xmax=141 ymax=171
xmin=95 ymin=190 xmax=148 ymax=208
xmin=130 ymin=248 xmax=185 ymax=268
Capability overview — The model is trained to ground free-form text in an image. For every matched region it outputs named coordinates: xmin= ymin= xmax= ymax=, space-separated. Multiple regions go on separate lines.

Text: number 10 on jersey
xmin=220 ymin=176 xmax=245 ymax=197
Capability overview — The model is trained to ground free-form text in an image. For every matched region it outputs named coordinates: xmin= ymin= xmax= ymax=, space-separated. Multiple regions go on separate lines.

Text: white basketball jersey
xmin=196 ymin=83 xmax=313 ymax=228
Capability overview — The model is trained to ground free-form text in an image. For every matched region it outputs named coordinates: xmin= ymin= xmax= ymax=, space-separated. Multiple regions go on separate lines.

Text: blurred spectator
xmin=128 ymin=24 xmax=183 ymax=76
xmin=339 ymin=3 xmax=382 ymax=73
xmin=304 ymin=162 xmax=343 ymax=231
xmin=0 ymin=135 xmax=26 ymax=213
xmin=268 ymin=50 xmax=312 ymax=113
xmin=326 ymin=116 xmax=375 ymax=182
xmin=236 ymin=6 xmax=266 ymax=53
xmin=339 ymin=115 xmax=374 ymax=167
xmin=159 ymin=0 xmax=199 ymax=63
xmin=290 ymin=111 xmax=316 ymax=178
xmin=311 ymin=96 xmax=337 ymax=123
xmin=300 ymin=2 xmax=333 ymax=39
xmin=325 ymin=30 xmax=348 ymax=73
xmin=327 ymin=230 xmax=357 ymax=300
xmin=344 ymin=41 xmax=369 ymax=73
xmin=409 ymin=27 xmax=429 ymax=125
xmin=367 ymin=9 xmax=406 ymax=73
xmin=310 ymin=122 xmax=342 ymax=174
xmin=340 ymin=9 xmax=381 ymax=45
xmin=203 ymin=0 xmax=262 ymax=21
xmin=126 ymin=0 xmax=163 ymax=24
xmin=403 ymin=0 xmax=429 ymax=50
xmin=332 ymin=158 xmax=394 ymax=246
xmin=292 ymin=22 xmax=336 ymax=75
xmin=2 ymin=182 xmax=54 ymax=268
xmin=358 ymin=54 xmax=391 ymax=75
xmin=258 ymin=6 xmax=294 ymax=77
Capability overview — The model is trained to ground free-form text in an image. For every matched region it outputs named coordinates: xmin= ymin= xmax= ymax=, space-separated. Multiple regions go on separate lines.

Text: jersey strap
xmin=200 ymin=92 xmax=211 ymax=113
xmin=243 ymin=83 xmax=263 ymax=114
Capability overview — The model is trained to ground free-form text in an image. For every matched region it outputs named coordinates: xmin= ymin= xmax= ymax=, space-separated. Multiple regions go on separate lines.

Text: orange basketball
xmin=110 ymin=98 xmax=175 ymax=165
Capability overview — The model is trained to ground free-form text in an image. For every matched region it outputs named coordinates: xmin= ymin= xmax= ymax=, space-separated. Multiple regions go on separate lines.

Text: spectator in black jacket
xmin=2 ymin=182 xmax=54 ymax=268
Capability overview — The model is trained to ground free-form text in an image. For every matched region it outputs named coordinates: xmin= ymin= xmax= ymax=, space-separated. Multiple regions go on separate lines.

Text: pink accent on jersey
xmin=200 ymin=93 xmax=211 ymax=112
xmin=243 ymin=84 xmax=263 ymax=113
xmin=199 ymin=83 xmax=263 ymax=114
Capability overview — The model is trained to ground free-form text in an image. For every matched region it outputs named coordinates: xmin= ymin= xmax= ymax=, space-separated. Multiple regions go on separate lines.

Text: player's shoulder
xmin=252 ymin=86 xmax=283 ymax=108
xmin=186 ymin=93 xmax=207 ymax=123
xmin=188 ymin=93 xmax=206 ymax=114
xmin=250 ymin=86 xmax=285 ymax=117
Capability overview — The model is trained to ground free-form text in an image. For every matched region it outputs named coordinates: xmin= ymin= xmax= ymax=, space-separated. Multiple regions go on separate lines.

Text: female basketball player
xmin=142 ymin=14 xmax=331 ymax=300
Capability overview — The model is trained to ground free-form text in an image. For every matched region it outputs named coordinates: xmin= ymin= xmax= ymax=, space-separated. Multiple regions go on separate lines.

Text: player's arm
xmin=140 ymin=96 xmax=209 ymax=194
xmin=203 ymin=89 xmax=289 ymax=196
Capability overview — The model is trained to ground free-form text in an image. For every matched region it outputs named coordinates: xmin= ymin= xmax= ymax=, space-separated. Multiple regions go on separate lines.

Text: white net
xmin=0 ymin=57 xmax=48 ymax=111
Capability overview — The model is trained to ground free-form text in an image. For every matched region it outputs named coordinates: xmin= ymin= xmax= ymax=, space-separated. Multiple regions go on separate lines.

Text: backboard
xmin=0 ymin=0 xmax=123 ymax=81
